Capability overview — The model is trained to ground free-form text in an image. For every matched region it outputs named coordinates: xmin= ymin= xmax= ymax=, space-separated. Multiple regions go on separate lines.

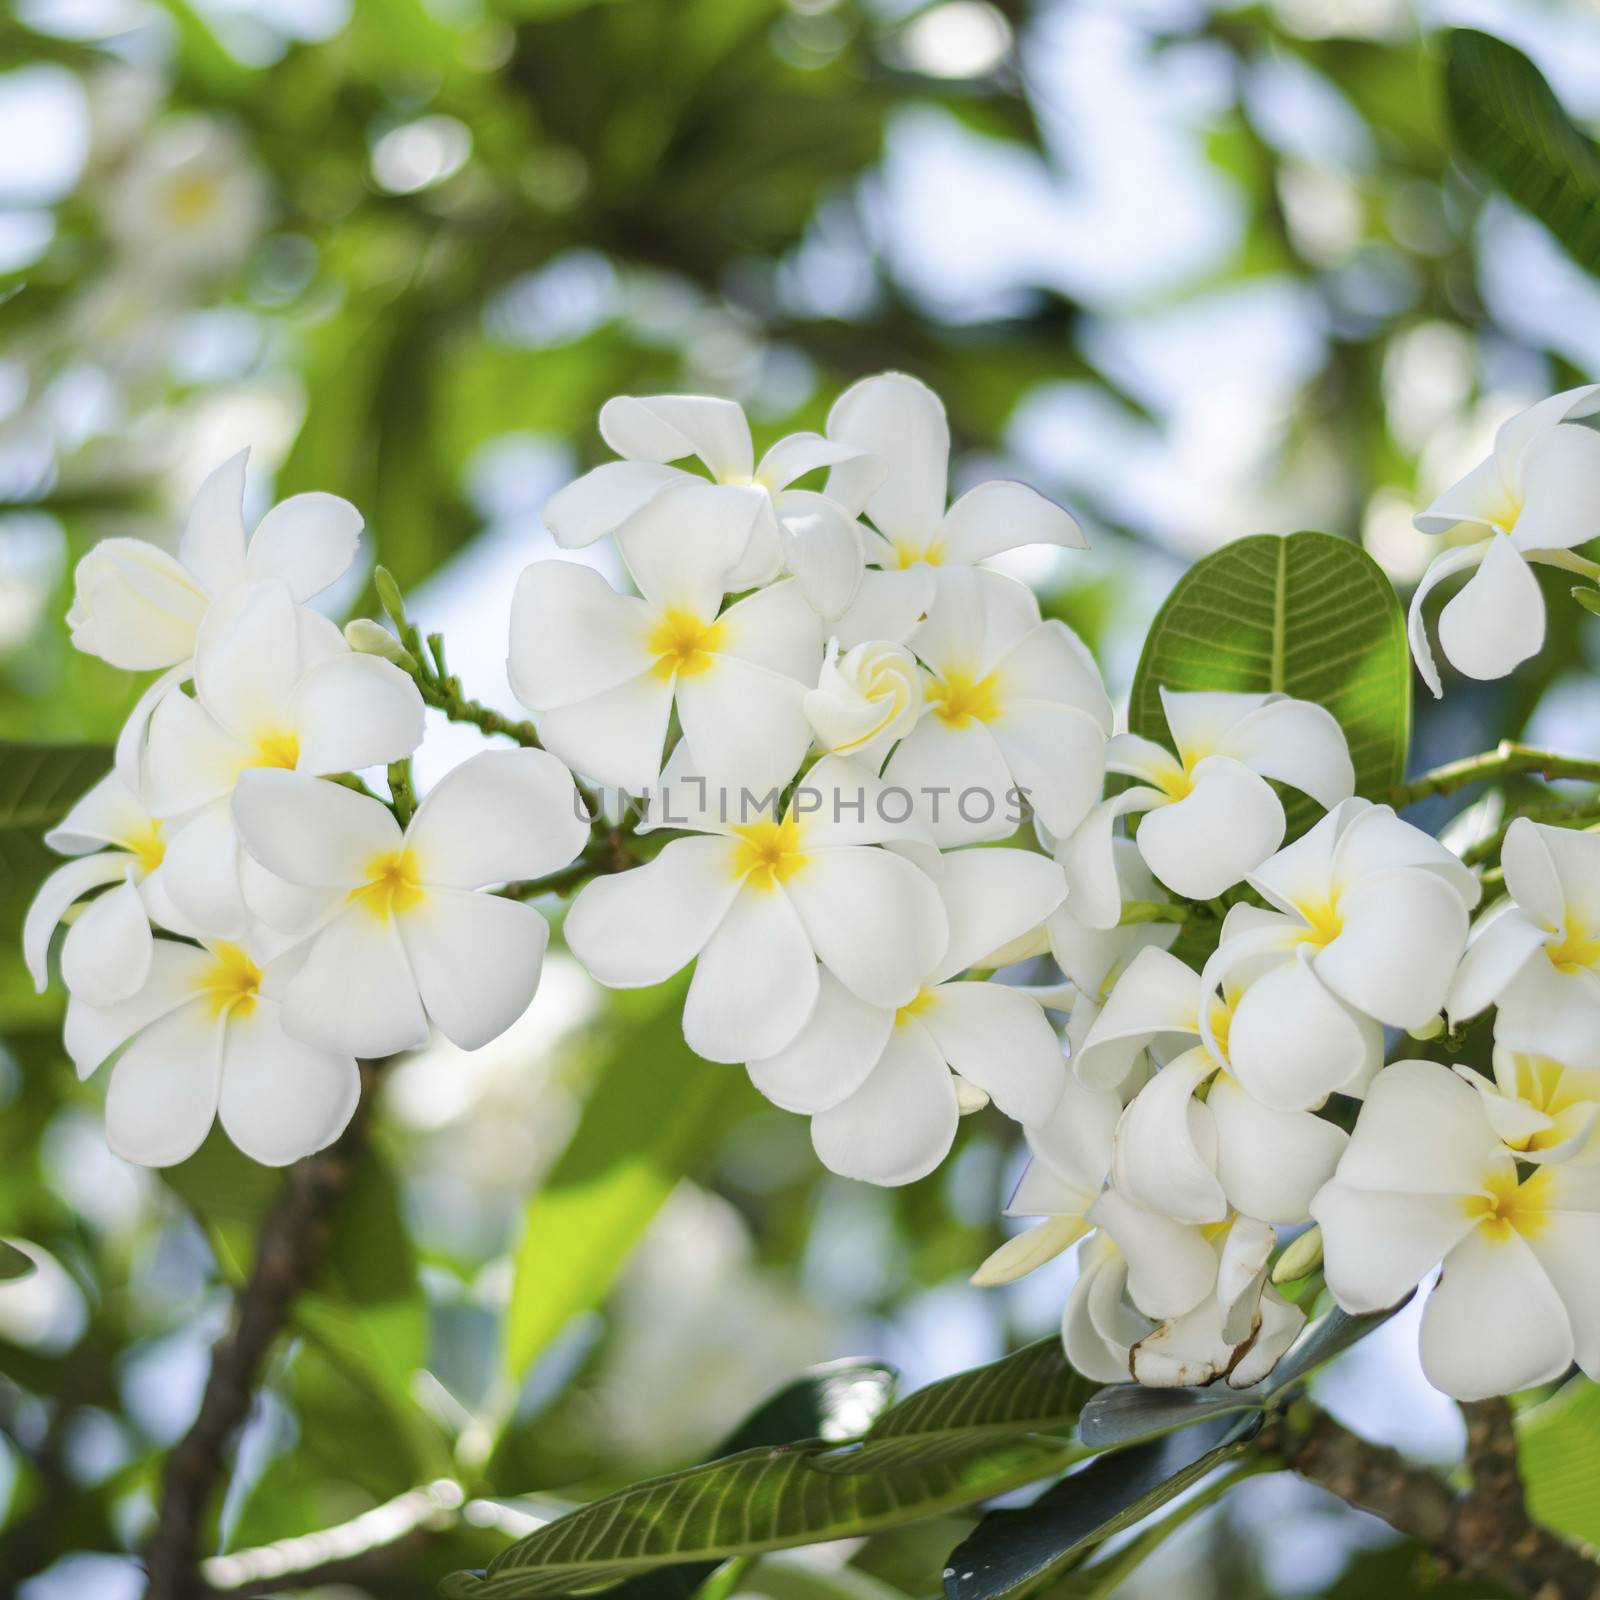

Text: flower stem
xmin=1118 ymin=900 xmax=1188 ymax=926
xmin=1393 ymin=741 xmax=1600 ymax=806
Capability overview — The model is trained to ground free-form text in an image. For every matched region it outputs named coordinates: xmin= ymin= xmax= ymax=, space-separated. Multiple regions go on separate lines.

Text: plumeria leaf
xmin=815 ymin=1338 xmax=1095 ymax=1474
xmin=0 ymin=741 xmax=111 ymax=936
xmin=1128 ymin=532 xmax=1409 ymax=831
xmin=1516 ymin=1377 xmax=1600 ymax=1546
xmin=940 ymin=1412 xmax=1262 ymax=1600
xmin=440 ymin=1438 xmax=1073 ymax=1599
xmin=1445 ymin=29 xmax=1600 ymax=276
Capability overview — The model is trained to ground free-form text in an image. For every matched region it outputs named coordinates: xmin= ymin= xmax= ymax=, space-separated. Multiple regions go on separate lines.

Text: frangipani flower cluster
xmin=25 ymin=375 xmax=1600 ymax=1410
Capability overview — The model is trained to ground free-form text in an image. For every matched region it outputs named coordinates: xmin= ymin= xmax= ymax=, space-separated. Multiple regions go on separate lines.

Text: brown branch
xmin=142 ymin=1064 xmax=381 ymax=1600
xmin=1269 ymin=1400 xmax=1600 ymax=1600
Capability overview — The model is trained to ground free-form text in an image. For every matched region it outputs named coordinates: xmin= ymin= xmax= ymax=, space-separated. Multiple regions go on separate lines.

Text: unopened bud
xmin=1572 ymin=585 xmax=1600 ymax=617
xmin=971 ymin=1215 xmax=1089 ymax=1287
xmin=374 ymin=565 xmax=407 ymax=626
xmin=344 ymin=619 xmax=417 ymax=672
xmin=953 ymin=1075 xmax=991 ymax=1115
xmin=1407 ymin=1013 xmax=1446 ymax=1042
xmin=1271 ymin=1224 xmax=1323 ymax=1285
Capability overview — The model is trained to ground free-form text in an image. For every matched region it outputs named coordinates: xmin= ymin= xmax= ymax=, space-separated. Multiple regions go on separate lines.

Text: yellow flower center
xmin=890 ymin=538 xmax=942 ymax=569
xmin=1207 ymin=996 xmax=1232 ymax=1061
xmin=166 ymin=172 xmax=221 ymax=225
xmin=250 ymin=728 xmax=301 ymax=770
xmin=350 ymin=847 xmax=426 ymax=919
xmin=1295 ymin=894 xmax=1343 ymax=947
xmin=1461 ymin=1165 xmax=1553 ymax=1242
xmin=895 ymin=986 xmax=939 ymax=1027
xmin=127 ymin=820 xmax=166 ymax=875
xmin=728 ymin=817 xmax=809 ymax=891
xmin=1547 ymin=916 xmax=1600 ymax=974
xmin=646 ymin=607 xmax=726 ymax=681
xmin=196 ymin=942 xmax=262 ymax=1022
xmin=928 ymin=666 xmax=1004 ymax=727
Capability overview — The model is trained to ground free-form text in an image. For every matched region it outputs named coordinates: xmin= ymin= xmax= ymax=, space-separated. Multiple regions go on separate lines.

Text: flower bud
xmin=67 ymin=539 xmax=207 ymax=670
xmin=344 ymin=618 xmax=418 ymax=672
xmin=1407 ymin=1013 xmax=1446 ymax=1041
xmin=1271 ymin=1224 xmax=1323 ymax=1285
xmin=803 ymin=638 xmax=922 ymax=758
xmin=970 ymin=1215 xmax=1090 ymax=1286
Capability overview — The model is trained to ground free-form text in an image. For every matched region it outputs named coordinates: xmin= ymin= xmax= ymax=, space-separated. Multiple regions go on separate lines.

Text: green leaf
xmin=1517 ymin=1377 xmax=1600 ymax=1545
xmin=442 ymin=1439 xmax=1073 ymax=1599
xmin=1077 ymin=1301 xmax=1408 ymax=1450
xmin=0 ymin=740 xmax=109 ymax=914
xmin=503 ymin=982 xmax=761 ymax=1380
xmin=1445 ymin=29 xmax=1600 ymax=276
xmin=818 ymin=1338 xmax=1094 ymax=1473
xmin=1128 ymin=532 xmax=1410 ymax=827
xmin=0 ymin=1239 xmax=34 ymax=1281
xmin=941 ymin=1413 xmax=1262 ymax=1600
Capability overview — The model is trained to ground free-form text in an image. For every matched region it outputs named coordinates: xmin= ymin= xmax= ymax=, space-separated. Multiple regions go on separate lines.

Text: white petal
xmin=990 ymin=702 xmax=1107 ymax=844
xmin=714 ymin=578 xmax=825 ymax=681
xmin=292 ymin=654 xmax=424 ymax=775
xmin=1128 ymin=1299 xmax=1239 ymax=1389
xmin=178 ymin=449 xmax=248 ymax=592
xmin=24 ymin=854 xmax=129 ymax=992
xmin=825 ymin=372 xmax=949 ymax=547
xmin=972 ymin=1214 xmax=1090 ymax=1285
xmin=1223 ymin=948 xmax=1381 ymax=1111
xmin=792 ymin=753 xmax=934 ymax=849
xmin=1074 ymin=945 xmax=1202 ymax=1091
xmin=406 ymin=749 xmax=588 ymax=888
xmin=832 ymin=567 xmax=937 ymax=650
xmin=233 ymin=769 xmax=399 ymax=889
xmin=1135 ymin=757 xmax=1284 ymax=901
xmin=1214 ymin=697 xmax=1354 ymax=809
xmin=161 ymin=802 xmax=248 ymax=938
xmin=758 ymin=431 xmax=867 ymax=495
xmin=145 ymin=686 xmax=248 ymax=818
xmin=1111 ymin=1048 xmax=1225 ymax=1225
xmin=1501 ymin=816 xmax=1566 ymax=928
xmin=1534 ymin=820 xmax=1600 ymax=926
xmin=1329 ymin=800 xmax=1479 ymax=910
xmin=537 ymin=671 xmax=676 ymax=793
xmin=929 ymin=845 xmax=1066 ymax=983
xmin=809 ymin=1021 xmax=959 ymax=1186
xmin=508 ymin=561 xmax=654 ymax=711
xmin=913 ymin=566 xmax=1038 ymax=676
xmin=67 ymin=538 xmax=207 ymax=671
xmin=938 ymin=479 xmax=1087 ymax=565
xmin=1314 ymin=869 xmax=1468 ymax=1028
xmin=1104 ymin=732 xmax=1186 ymax=790
xmin=1046 ymin=841 xmax=1177 ymax=997
xmin=1055 ymin=789 xmax=1163 ymax=932
xmin=46 ymin=770 xmax=149 ymax=856
xmin=683 ymin=885 xmax=819 ymax=1063
xmin=1064 ymin=1246 xmax=1146 ymax=1384
xmin=881 ymin=713 xmax=1016 ymax=847
xmin=63 ymin=940 xmax=212 ymax=1079
xmin=1228 ymin=1289 xmax=1305 ymax=1389
xmin=1407 ymin=538 xmax=1492 ymax=699
xmin=1024 ymin=1072 xmax=1120 ymax=1198
xmin=1509 ymin=422 xmax=1600 ymax=553
xmin=1246 ymin=799 xmax=1347 ymax=915
xmin=61 ymin=878 xmax=153 ymax=1007
xmin=1415 ymin=454 xmax=1513 ymax=534
xmin=1209 ymin=1075 xmax=1348 ymax=1224
xmin=399 ymin=889 xmax=550 ymax=1051
xmin=103 ymin=1001 xmax=221 ymax=1167
xmin=617 ymin=480 xmax=764 ymax=612
xmin=785 ymin=845 xmax=947 ymax=1008
xmin=1157 ymin=689 xmax=1273 ymax=764
xmin=565 ymin=836 xmax=742 ymax=987
xmin=1088 ymin=1186 xmax=1217 ymax=1321
xmin=917 ymin=982 xmax=1065 ymax=1125
xmin=1420 ymin=1227 xmax=1574 ymax=1401
xmin=1338 ymin=1061 xmax=1501 ymax=1194
xmin=1217 ymin=1216 xmax=1276 ymax=1339
xmin=1437 ymin=534 xmax=1544 ymax=684
xmin=773 ymin=489 xmax=864 ymax=620
xmin=600 ymin=394 xmax=754 ymax=480
xmin=1494 ymin=956 xmax=1600 ymax=1071
xmin=747 ymin=968 xmax=892 ymax=1113
xmin=244 ymin=493 xmax=363 ymax=601
xmin=282 ymin=908 xmax=429 ymax=1058
xmin=114 ymin=662 xmax=188 ymax=793
xmin=1526 ymin=1197 xmax=1600 ymax=1376
xmin=1312 ymin=1182 xmax=1475 ymax=1313
xmin=1446 ymin=905 xmax=1548 ymax=1024
xmin=218 ymin=1001 xmax=359 ymax=1165
xmin=541 ymin=460 xmax=683 ymax=547
xmin=676 ymin=658 xmax=812 ymax=798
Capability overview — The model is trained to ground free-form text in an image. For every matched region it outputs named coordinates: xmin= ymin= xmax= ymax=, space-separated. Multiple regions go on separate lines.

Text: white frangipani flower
xmin=881 ymin=569 xmax=1111 ymax=847
xmin=823 ymin=372 xmax=1089 ymax=648
xmin=23 ymin=770 xmax=180 ymax=1007
xmin=1409 ymin=385 xmax=1600 ymax=696
xmin=1455 ymin=1049 xmax=1600 ymax=1167
xmin=746 ymin=846 xmax=1069 ymax=1185
xmin=1200 ymin=799 xmax=1478 ymax=1111
xmin=565 ymin=757 xmax=948 ymax=1066
xmin=803 ymin=638 xmax=922 ymax=766
xmin=64 ymin=935 xmax=357 ymax=1168
xmin=1311 ymin=1059 xmax=1600 ymax=1401
xmin=1446 ymin=818 xmax=1600 ymax=1068
xmin=232 ymin=751 xmax=589 ymax=1058
xmin=542 ymin=394 xmax=872 ymax=618
xmin=67 ymin=450 xmax=362 ymax=674
xmin=146 ymin=581 xmax=425 ymax=937
xmin=1059 ymin=689 xmax=1354 ymax=924
xmin=1076 ymin=946 xmax=1353 ymax=1225
xmin=510 ymin=485 xmax=822 ymax=794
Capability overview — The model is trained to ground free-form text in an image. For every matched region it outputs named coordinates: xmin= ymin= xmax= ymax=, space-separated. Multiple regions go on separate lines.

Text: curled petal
xmin=541 ymin=459 xmax=683 ymax=548
xmin=600 ymin=394 xmax=754 ymax=481
xmin=245 ymin=493 xmax=363 ymax=602
xmin=1407 ymin=538 xmax=1492 ymax=699
xmin=1436 ymin=534 xmax=1545 ymax=686
xmin=1134 ymin=756 xmax=1284 ymax=901
xmin=938 ymin=479 xmax=1088 ymax=565
xmin=1111 ymin=1047 xmax=1225 ymax=1225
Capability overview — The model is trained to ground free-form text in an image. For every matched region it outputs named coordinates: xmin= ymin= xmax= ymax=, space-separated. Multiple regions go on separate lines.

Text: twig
xmin=1393 ymin=742 xmax=1600 ymax=807
xmin=143 ymin=1066 xmax=380 ymax=1600
xmin=1267 ymin=1400 xmax=1600 ymax=1600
